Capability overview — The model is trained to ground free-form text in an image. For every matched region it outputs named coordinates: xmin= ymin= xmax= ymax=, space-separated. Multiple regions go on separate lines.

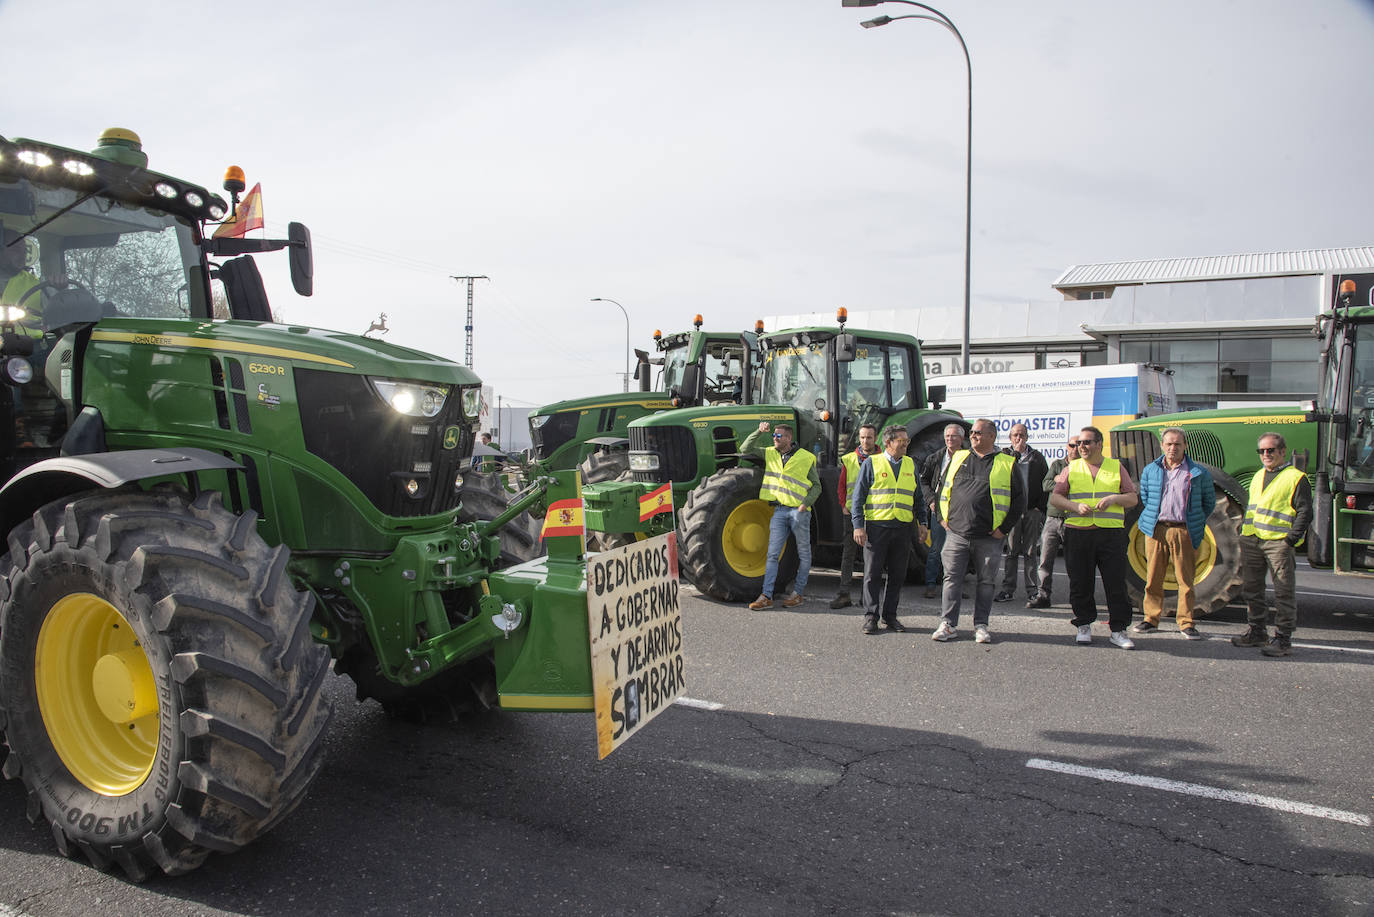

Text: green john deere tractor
xmin=581 ymin=311 xmax=966 ymax=601
xmin=1305 ymin=274 xmax=1374 ymax=578
xmin=526 ymin=316 xmax=754 ymax=482
xmin=0 ymin=130 xmax=630 ymax=880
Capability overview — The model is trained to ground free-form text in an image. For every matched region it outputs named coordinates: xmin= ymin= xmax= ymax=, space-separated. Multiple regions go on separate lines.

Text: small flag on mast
xmin=213 ymin=183 xmax=264 ymax=238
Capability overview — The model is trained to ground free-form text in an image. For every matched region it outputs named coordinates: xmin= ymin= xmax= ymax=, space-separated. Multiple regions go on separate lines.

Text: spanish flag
xmin=213 ymin=182 xmax=265 ymax=239
xmin=638 ymin=482 xmax=673 ymax=522
xmin=540 ymin=497 xmax=585 ymax=540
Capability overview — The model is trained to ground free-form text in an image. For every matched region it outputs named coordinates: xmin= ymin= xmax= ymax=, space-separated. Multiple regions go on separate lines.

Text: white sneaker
xmin=932 ymin=622 xmax=958 ymax=642
xmin=1075 ymin=625 xmax=1092 ymax=645
xmin=1110 ymin=630 xmax=1136 ymax=650
xmin=974 ymin=625 xmax=992 ymax=644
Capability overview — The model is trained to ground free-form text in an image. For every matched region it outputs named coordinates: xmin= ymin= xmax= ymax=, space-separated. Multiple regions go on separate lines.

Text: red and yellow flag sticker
xmin=541 ymin=497 xmax=585 ymax=540
xmin=638 ymin=482 xmax=673 ymax=522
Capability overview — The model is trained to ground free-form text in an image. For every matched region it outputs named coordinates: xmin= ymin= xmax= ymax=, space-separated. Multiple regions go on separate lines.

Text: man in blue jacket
xmin=1131 ymin=427 xmax=1216 ymax=639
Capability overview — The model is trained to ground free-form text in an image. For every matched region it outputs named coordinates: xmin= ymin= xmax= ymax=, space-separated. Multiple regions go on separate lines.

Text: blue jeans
xmin=762 ymin=505 xmax=812 ymax=597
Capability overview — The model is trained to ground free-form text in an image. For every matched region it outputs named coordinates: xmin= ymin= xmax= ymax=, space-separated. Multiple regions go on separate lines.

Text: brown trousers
xmin=1142 ymin=523 xmax=1196 ymax=629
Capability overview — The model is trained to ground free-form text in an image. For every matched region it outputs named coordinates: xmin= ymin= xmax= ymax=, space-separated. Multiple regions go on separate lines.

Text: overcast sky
xmin=4 ymin=0 xmax=1373 ymax=415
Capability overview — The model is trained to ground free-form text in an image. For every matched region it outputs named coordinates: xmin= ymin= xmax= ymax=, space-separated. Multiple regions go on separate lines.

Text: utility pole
xmin=496 ymin=394 xmax=502 ymax=443
xmin=450 ymin=275 xmax=489 ymax=368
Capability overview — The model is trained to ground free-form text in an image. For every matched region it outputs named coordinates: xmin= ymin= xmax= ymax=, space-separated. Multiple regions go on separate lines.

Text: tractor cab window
xmin=0 ymin=181 xmax=207 ymax=329
xmin=701 ymin=339 xmax=745 ymax=403
xmin=1346 ymin=328 xmax=1374 ymax=481
xmin=760 ymin=341 xmax=828 ymax=413
xmin=661 ymin=344 xmax=689 ymax=393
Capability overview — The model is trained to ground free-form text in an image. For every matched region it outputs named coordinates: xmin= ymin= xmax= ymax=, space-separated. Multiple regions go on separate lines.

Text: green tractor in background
xmin=525 ymin=316 xmax=754 ymax=483
xmin=0 ymin=130 xmax=630 ymax=880
xmin=1305 ymin=274 xmax=1374 ymax=578
xmin=582 ymin=310 xmax=967 ymax=601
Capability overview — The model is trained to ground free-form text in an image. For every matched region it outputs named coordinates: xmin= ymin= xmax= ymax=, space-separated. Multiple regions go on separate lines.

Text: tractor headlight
xmin=461 ymin=387 xmax=481 ymax=419
xmin=529 ymin=413 xmax=551 ymax=430
xmin=369 ymin=378 xmax=449 ymax=417
xmin=628 ymin=452 xmax=660 ymax=472
xmin=4 ymin=357 xmax=33 ymax=385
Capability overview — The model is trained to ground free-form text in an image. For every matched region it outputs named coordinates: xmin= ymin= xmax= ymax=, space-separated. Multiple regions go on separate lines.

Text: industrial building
xmin=770 ymin=245 xmax=1374 ymax=411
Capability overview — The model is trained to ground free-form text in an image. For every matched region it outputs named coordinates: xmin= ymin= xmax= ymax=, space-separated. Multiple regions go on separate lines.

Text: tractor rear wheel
xmin=1124 ymin=486 xmax=1245 ymax=617
xmin=678 ymin=467 xmax=776 ymax=602
xmin=0 ymin=488 xmax=331 ymax=880
xmin=458 ymin=471 xmax=544 ymax=566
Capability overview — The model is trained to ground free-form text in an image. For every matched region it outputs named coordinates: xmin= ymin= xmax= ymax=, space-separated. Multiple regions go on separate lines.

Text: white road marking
xmin=1295 ymin=588 xmax=1374 ymax=599
xmin=1291 ymin=642 xmax=1374 ymax=655
xmin=675 ymin=696 xmax=724 ymax=711
xmin=1025 ymin=757 xmax=1371 ymax=827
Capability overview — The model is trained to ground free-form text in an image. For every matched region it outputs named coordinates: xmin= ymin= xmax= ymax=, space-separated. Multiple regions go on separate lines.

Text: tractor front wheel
xmin=0 ymin=488 xmax=331 ymax=880
xmin=678 ymin=467 xmax=776 ymax=602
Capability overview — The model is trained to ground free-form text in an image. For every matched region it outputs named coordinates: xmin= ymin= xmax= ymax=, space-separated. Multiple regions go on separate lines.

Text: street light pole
xmin=591 ymin=297 xmax=631 ymax=392
xmin=844 ymin=0 xmax=972 ymax=372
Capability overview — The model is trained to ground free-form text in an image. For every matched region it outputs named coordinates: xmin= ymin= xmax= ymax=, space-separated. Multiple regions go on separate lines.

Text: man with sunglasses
xmin=741 ymin=421 xmax=820 ymax=610
xmin=1050 ymin=426 xmax=1139 ymax=648
xmin=1232 ymin=432 xmax=1311 ymax=656
xmin=1027 ymin=434 xmax=1079 ymax=609
xmin=932 ymin=419 xmax=1023 ymax=644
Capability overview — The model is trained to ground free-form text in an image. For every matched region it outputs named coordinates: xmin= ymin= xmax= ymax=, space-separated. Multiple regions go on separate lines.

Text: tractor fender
xmin=1196 ymin=461 xmax=1246 ymax=510
xmin=0 ymin=448 xmax=241 ymax=539
xmin=892 ymin=410 xmax=970 ymax=440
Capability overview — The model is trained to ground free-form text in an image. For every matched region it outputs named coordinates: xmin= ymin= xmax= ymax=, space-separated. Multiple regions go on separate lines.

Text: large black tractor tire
xmin=678 ymin=467 xmax=779 ymax=602
xmin=0 ymin=488 xmax=331 ymax=881
xmin=578 ymin=450 xmax=630 ymax=486
xmin=458 ymin=471 xmax=544 ymax=566
xmin=1124 ymin=486 xmax=1245 ymax=617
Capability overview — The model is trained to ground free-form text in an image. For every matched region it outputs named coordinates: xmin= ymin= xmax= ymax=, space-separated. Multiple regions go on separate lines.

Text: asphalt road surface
xmin=0 ymin=557 xmax=1370 ymax=916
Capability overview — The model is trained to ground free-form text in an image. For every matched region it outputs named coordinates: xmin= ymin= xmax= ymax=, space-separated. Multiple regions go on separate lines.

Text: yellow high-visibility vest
xmin=840 ymin=449 xmax=868 ymax=506
xmin=939 ymin=450 xmax=1014 ymax=530
xmin=1064 ymin=457 xmax=1125 ymax=529
xmin=760 ymin=446 xmax=816 ymax=508
xmin=1241 ymin=465 xmax=1306 ymax=540
xmin=863 ymin=455 xmax=917 ymax=523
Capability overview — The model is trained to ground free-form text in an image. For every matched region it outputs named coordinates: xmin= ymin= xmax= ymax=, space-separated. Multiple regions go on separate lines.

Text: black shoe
xmin=1231 ymin=626 xmax=1269 ymax=648
xmin=883 ymin=618 xmax=907 ymax=633
xmin=829 ymin=593 xmax=852 ymax=609
xmin=1261 ymin=633 xmax=1293 ymax=656
xmin=1180 ymin=626 xmax=1204 ymax=641
xmin=1025 ymin=594 xmax=1051 ymax=609
xmin=923 ymin=586 xmax=937 ymax=599
xmin=1131 ymin=620 xmax=1158 ymax=634
xmin=994 ymin=590 xmax=1014 ymax=603
xmin=862 ymin=619 xmax=879 ymax=635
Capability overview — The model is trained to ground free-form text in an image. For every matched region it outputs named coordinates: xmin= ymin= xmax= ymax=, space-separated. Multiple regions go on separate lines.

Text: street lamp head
xmin=840 ymin=0 xmax=884 ymax=7
xmin=861 ymin=15 xmax=892 ymax=28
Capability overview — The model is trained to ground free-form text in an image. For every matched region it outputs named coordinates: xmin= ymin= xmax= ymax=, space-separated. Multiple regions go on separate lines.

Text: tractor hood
xmin=89 ymin=318 xmax=480 ymax=387
xmin=532 ymin=391 xmax=674 ymax=420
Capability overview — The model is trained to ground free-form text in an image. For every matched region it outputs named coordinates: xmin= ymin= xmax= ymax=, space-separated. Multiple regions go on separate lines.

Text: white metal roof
xmin=1053 ymin=246 xmax=1374 ymax=289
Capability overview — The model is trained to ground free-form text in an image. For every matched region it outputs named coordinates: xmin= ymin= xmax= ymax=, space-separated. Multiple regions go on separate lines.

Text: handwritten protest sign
xmin=587 ymin=533 xmax=684 ymax=759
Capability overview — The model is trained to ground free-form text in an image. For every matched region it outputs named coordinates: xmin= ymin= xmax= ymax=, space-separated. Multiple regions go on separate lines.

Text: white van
xmin=931 ymin=364 xmax=1177 ymax=461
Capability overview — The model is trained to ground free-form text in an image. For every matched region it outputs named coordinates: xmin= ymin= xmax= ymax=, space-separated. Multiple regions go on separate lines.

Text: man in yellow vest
xmin=830 ymin=422 xmax=879 ymax=609
xmin=0 ymin=229 xmax=39 ymax=317
xmin=741 ymin=420 xmax=820 ymax=609
xmin=851 ymin=425 xmax=928 ymax=634
xmin=1049 ymin=425 xmax=1140 ymax=648
xmin=1232 ymin=431 xmax=1311 ymax=656
xmin=931 ymin=418 xmax=1023 ymax=644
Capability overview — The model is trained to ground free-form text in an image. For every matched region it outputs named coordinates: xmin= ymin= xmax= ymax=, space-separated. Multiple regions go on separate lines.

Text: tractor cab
xmin=1307 ymin=274 xmax=1374 ymax=575
xmin=754 ymin=311 xmax=923 ymax=464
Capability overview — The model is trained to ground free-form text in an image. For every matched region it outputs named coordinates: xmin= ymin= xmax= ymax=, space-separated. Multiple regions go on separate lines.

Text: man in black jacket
xmin=996 ymin=423 xmax=1050 ymax=602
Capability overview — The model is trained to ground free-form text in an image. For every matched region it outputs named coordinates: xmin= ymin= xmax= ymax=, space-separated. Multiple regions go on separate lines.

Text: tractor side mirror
xmin=927 ymin=384 xmax=946 ymax=410
xmin=288 ymin=222 xmax=313 ymax=297
xmin=835 ymin=333 xmax=857 ymax=363
xmin=674 ymin=363 xmax=700 ymax=401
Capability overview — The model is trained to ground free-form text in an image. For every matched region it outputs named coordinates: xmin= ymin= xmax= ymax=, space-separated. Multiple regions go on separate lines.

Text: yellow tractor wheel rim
xmin=36 ymin=594 xmax=159 ymax=796
xmin=721 ymin=498 xmax=773 ymax=578
xmin=1127 ymin=524 xmax=1218 ymax=590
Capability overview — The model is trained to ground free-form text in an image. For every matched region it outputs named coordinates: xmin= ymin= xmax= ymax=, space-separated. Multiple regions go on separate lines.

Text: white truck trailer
xmin=931 ymin=363 xmax=1177 ymax=461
